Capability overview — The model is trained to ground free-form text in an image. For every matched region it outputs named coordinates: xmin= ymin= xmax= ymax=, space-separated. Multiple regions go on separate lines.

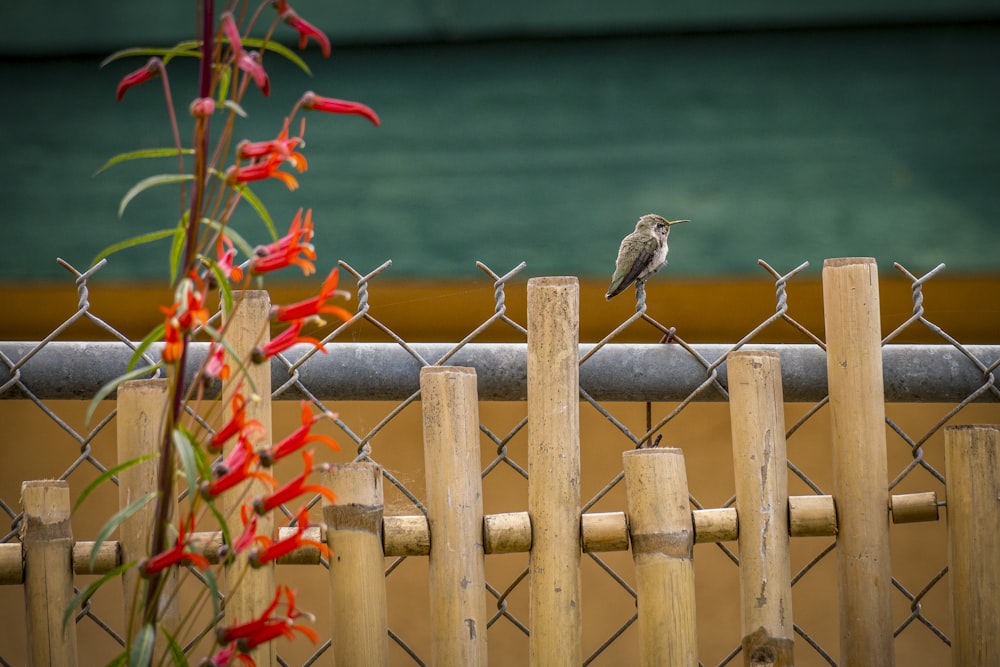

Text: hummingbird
xmin=605 ymin=214 xmax=688 ymax=300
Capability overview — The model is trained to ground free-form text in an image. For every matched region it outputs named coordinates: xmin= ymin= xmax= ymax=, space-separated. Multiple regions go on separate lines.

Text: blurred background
xmin=1 ymin=1 xmax=999 ymax=665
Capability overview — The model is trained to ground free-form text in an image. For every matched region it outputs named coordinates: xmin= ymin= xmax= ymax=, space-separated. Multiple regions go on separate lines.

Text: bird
xmin=605 ymin=214 xmax=688 ymax=300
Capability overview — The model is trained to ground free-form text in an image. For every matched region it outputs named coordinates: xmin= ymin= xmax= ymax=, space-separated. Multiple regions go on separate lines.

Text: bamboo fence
xmin=3 ymin=257 xmax=999 ymax=666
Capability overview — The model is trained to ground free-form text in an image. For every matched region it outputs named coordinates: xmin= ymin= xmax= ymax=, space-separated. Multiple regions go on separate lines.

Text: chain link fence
xmin=1 ymin=257 xmax=998 ymax=666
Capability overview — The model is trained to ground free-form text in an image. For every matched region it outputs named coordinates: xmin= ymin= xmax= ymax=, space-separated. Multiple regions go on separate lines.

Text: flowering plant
xmin=68 ymin=1 xmax=378 ymax=664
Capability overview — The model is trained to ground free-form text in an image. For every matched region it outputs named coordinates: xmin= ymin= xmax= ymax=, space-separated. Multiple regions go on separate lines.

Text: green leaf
xmin=74 ymin=454 xmax=156 ymax=513
xmin=201 ymin=567 xmax=222 ymax=620
xmin=100 ymin=42 xmax=201 ymax=68
xmin=216 ymin=66 xmax=232 ymax=105
xmin=128 ymin=624 xmax=156 ymax=667
xmin=242 ymin=38 xmax=312 ymax=76
xmin=232 ymin=182 xmax=276 ymax=240
xmin=92 ymin=229 xmax=177 ymax=267
xmin=86 ymin=365 xmax=162 ymax=427
xmin=119 ymin=174 xmax=195 ymax=219
xmin=95 ymin=148 xmax=194 ymax=175
xmin=168 ymin=216 xmax=188 ymax=284
xmin=91 ymin=493 xmax=157 ymax=572
xmin=161 ymin=627 xmax=189 ymax=666
xmin=126 ymin=323 xmax=166 ymax=373
xmin=172 ymin=427 xmax=203 ymax=504
xmin=63 ymin=560 xmax=138 ymax=633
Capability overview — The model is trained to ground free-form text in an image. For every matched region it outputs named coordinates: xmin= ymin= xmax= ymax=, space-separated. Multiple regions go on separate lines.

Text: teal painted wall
xmin=2 ymin=21 xmax=999 ymax=280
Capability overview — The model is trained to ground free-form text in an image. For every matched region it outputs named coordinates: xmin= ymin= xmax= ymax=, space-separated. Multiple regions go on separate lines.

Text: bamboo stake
xmin=21 ymin=480 xmax=78 ymax=667
xmin=527 ymin=277 xmax=582 ymax=667
xmin=322 ymin=462 xmax=389 ymax=666
xmin=223 ymin=290 xmax=275 ymax=665
xmin=822 ymin=257 xmax=894 ymax=667
xmin=116 ymin=379 xmax=179 ymax=637
xmin=944 ymin=425 xmax=1000 ymax=667
xmin=623 ymin=447 xmax=698 ymax=666
xmin=421 ymin=366 xmax=489 ymax=666
xmin=728 ymin=351 xmax=794 ymax=665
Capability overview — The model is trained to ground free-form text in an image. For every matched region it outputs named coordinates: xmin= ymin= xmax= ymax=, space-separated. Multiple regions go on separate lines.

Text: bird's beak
xmin=667 ymin=219 xmax=690 ymax=226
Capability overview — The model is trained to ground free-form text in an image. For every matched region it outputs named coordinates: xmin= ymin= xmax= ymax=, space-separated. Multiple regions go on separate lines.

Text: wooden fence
xmin=3 ymin=257 xmax=999 ymax=666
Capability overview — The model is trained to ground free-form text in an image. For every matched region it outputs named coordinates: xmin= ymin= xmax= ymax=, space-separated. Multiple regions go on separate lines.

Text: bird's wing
xmin=606 ymin=237 xmax=657 ymax=299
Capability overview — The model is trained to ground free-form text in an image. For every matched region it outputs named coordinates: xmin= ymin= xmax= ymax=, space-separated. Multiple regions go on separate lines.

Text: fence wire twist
xmin=1 ymin=256 xmax=998 ymax=666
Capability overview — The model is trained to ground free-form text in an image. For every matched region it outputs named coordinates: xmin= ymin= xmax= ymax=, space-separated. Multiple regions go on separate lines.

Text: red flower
xmin=200 ymin=437 xmax=276 ymax=499
xmin=258 ymin=401 xmax=338 ymax=467
xmin=203 ymin=644 xmax=255 ymax=667
xmin=272 ymin=268 xmax=352 ymax=324
xmin=279 ymin=7 xmax=330 ymax=57
xmin=236 ymin=119 xmax=306 ymax=170
xmin=139 ymin=513 xmax=210 ymax=576
xmin=251 ymin=320 xmax=325 ymax=364
xmin=210 ymin=394 xmax=265 ymax=452
xmin=248 ymin=506 xmax=330 ymax=567
xmin=215 ymin=234 xmax=244 ymax=282
xmin=222 ymin=12 xmax=269 ymax=96
xmin=249 ymin=209 xmax=316 ymax=275
xmin=226 ymin=154 xmax=300 ymax=190
xmin=252 ymin=450 xmax=336 ymax=515
xmin=205 ymin=342 xmax=231 ymax=381
xmin=216 ymin=586 xmax=318 ymax=650
xmin=160 ymin=273 xmax=210 ymax=363
xmin=300 ymin=91 xmax=380 ymax=126
xmin=116 ymin=57 xmax=161 ymax=102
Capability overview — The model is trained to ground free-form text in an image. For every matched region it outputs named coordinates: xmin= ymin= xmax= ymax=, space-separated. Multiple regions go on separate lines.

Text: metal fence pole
xmin=728 ymin=351 xmax=794 ymax=665
xmin=421 ymin=366 xmax=489 ymax=665
xmin=623 ymin=447 xmax=698 ymax=666
xmin=527 ymin=277 xmax=582 ymax=666
xmin=822 ymin=258 xmax=894 ymax=666
xmin=322 ymin=462 xmax=389 ymax=666
xmin=21 ymin=480 xmax=78 ymax=667
xmin=944 ymin=425 xmax=1000 ymax=667
xmin=222 ymin=291 xmax=276 ymax=666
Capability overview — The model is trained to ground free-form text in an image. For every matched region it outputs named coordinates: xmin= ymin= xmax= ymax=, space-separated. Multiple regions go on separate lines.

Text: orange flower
xmin=216 ymin=585 xmax=318 ymax=650
xmin=248 ymin=506 xmax=330 ymax=567
xmin=160 ymin=273 xmax=210 ymax=363
xmin=251 ymin=320 xmax=325 ymax=364
xmin=200 ymin=437 xmax=276 ymax=499
xmin=258 ymin=401 xmax=338 ymax=466
xmin=252 ymin=450 xmax=336 ymax=515
xmin=138 ymin=513 xmax=210 ymax=576
xmin=300 ymin=91 xmax=379 ymax=126
xmin=210 ymin=394 xmax=265 ymax=451
xmin=272 ymin=268 xmax=352 ymax=324
xmin=249 ymin=209 xmax=317 ymax=275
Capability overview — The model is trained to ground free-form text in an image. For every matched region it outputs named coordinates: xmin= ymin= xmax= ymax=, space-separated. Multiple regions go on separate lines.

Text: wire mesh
xmin=1 ymin=256 xmax=998 ymax=665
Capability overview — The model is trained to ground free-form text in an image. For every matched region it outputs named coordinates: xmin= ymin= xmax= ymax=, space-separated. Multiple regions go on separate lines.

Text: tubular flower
xmin=252 ymin=450 xmax=336 ymax=515
xmin=215 ymin=234 xmax=244 ymax=282
xmin=138 ymin=513 xmax=210 ymax=576
xmin=226 ymin=153 xmax=299 ymax=190
xmin=205 ymin=342 xmax=231 ymax=381
xmin=278 ymin=5 xmax=330 ymax=57
xmin=116 ymin=57 xmax=161 ymax=101
xmin=236 ymin=119 xmax=306 ymax=170
xmin=202 ymin=644 xmax=256 ymax=667
xmin=250 ymin=320 xmax=325 ymax=364
xmin=259 ymin=401 xmax=338 ymax=466
xmin=272 ymin=268 xmax=352 ymax=324
xmin=300 ymin=91 xmax=380 ymax=126
xmin=216 ymin=586 xmax=318 ymax=650
xmin=231 ymin=504 xmax=268 ymax=555
xmin=221 ymin=12 xmax=269 ymax=96
xmin=200 ymin=437 xmax=276 ymax=499
xmin=160 ymin=273 xmax=210 ymax=363
xmin=249 ymin=209 xmax=316 ymax=275
xmin=248 ymin=506 xmax=330 ymax=567
xmin=210 ymin=393 xmax=265 ymax=451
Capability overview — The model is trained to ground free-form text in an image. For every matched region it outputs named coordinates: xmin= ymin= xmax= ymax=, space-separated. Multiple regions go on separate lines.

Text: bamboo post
xmin=527 ymin=277 xmax=582 ymax=666
xmin=21 ymin=480 xmax=78 ymax=667
xmin=822 ymin=257 xmax=894 ymax=667
xmin=322 ymin=462 xmax=389 ymax=666
xmin=420 ymin=366 xmax=489 ymax=665
xmin=116 ymin=379 xmax=179 ymax=635
xmin=944 ymin=425 xmax=1000 ymax=667
xmin=623 ymin=447 xmax=698 ymax=666
xmin=223 ymin=291 xmax=275 ymax=665
xmin=728 ymin=351 xmax=794 ymax=665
